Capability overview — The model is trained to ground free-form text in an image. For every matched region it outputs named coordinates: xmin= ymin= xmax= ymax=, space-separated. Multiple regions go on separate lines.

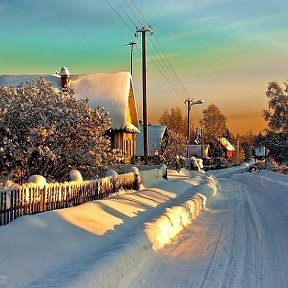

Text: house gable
xmin=69 ymin=72 xmax=139 ymax=133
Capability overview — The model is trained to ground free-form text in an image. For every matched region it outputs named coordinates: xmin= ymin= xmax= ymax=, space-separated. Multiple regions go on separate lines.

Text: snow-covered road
xmin=128 ymin=171 xmax=288 ymax=288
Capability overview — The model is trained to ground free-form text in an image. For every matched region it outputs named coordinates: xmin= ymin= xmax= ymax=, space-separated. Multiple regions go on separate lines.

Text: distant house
xmin=219 ymin=137 xmax=236 ymax=159
xmin=0 ymin=67 xmax=140 ymax=163
xmin=135 ymin=124 xmax=168 ymax=157
xmin=188 ymin=144 xmax=211 ymax=159
xmin=254 ymin=145 xmax=269 ymax=160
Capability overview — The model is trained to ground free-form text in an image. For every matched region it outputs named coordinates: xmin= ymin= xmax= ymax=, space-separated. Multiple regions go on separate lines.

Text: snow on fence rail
xmin=0 ymin=172 xmax=137 ymax=226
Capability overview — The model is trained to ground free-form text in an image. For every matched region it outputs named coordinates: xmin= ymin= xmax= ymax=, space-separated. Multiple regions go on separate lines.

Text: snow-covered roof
xmin=0 ymin=71 xmax=139 ymax=132
xmin=69 ymin=72 xmax=139 ymax=132
xmin=219 ymin=137 xmax=235 ymax=151
xmin=188 ymin=144 xmax=211 ymax=158
xmin=136 ymin=125 xmax=168 ymax=156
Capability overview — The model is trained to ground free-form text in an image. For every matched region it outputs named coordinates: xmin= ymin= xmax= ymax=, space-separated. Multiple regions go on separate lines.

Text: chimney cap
xmin=60 ymin=66 xmax=70 ymax=77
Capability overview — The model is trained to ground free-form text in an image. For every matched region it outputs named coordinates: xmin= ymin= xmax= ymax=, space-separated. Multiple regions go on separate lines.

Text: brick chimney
xmin=60 ymin=66 xmax=70 ymax=90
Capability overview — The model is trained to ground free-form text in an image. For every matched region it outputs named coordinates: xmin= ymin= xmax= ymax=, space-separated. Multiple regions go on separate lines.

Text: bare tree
xmin=201 ymin=104 xmax=227 ymax=147
xmin=159 ymin=107 xmax=193 ymax=136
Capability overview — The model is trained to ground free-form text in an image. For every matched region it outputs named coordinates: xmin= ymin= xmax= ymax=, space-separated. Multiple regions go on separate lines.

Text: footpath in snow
xmin=0 ymin=168 xmax=217 ymax=288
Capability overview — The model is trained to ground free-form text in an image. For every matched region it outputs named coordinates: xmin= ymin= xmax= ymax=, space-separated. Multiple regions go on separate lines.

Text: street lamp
xmin=124 ymin=41 xmax=137 ymax=76
xmin=184 ymin=98 xmax=204 ymax=158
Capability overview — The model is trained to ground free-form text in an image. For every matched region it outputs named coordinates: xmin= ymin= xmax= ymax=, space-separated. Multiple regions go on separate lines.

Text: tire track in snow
xmin=217 ymin=179 xmax=247 ymax=288
xmin=236 ymin=175 xmax=288 ymax=288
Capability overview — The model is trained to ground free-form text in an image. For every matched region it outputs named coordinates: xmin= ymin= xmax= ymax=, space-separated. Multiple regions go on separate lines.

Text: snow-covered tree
xmin=263 ymin=81 xmax=288 ymax=132
xmin=254 ymin=131 xmax=288 ymax=164
xmin=161 ymin=129 xmax=187 ymax=167
xmin=0 ymin=77 xmax=118 ymax=182
xmin=255 ymin=80 xmax=288 ymax=164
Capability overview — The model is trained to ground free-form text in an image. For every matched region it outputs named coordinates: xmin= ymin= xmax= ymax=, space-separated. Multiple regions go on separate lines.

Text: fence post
xmin=133 ymin=174 xmax=140 ymax=190
xmin=42 ymin=186 xmax=46 ymax=213
xmin=0 ymin=192 xmax=3 ymax=226
xmin=3 ymin=191 xmax=7 ymax=225
xmin=10 ymin=190 xmax=14 ymax=223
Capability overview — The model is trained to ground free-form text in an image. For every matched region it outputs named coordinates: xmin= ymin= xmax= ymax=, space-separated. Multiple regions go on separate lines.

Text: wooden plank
xmin=0 ymin=192 xmax=3 ymax=226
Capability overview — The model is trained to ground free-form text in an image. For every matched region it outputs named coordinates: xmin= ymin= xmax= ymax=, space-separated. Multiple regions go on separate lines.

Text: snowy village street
xmin=128 ymin=169 xmax=288 ymax=288
xmin=1 ymin=165 xmax=288 ymax=288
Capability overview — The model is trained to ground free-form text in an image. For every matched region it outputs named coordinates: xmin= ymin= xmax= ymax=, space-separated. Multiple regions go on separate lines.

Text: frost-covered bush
xmin=0 ymin=77 xmax=118 ymax=182
xmin=161 ymin=129 xmax=187 ymax=168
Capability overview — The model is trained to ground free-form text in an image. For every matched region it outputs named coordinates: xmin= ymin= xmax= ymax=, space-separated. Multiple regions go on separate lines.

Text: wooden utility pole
xmin=137 ymin=26 xmax=152 ymax=165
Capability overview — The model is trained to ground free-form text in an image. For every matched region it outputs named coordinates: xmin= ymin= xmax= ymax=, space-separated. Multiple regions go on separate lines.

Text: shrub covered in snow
xmin=28 ymin=175 xmax=47 ymax=189
xmin=69 ymin=170 xmax=83 ymax=182
xmin=0 ymin=77 xmax=119 ymax=182
xmin=161 ymin=129 xmax=187 ymax=168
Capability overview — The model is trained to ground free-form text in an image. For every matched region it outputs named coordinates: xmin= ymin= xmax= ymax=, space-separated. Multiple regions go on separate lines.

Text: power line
xmin=106 ymin=0 xmax=189 ymax=102
xmin=151 ymin=34 xmax=191 ymax=98
xmin=146 ymin=45 xmax=186 ymax=103
xmin=105 ymin=0 xmax=203 ymax=124
xmin=114 ymin=0 xmax=139 ymax=29
xmin=124 ymin=0 xmax=150 ymax=27
xmin=104 ymin=0 xmax=135 ymax=33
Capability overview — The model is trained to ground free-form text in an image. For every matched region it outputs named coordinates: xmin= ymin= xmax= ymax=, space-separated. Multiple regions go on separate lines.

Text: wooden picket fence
xmin=0 ymin=172 xmax=138 ymax=226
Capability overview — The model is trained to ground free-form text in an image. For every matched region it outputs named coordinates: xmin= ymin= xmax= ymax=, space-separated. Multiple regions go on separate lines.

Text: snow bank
xmin=105 ymin=168 xmax=118 ymax=179
xmin=67 ymin=233 xmax=154 ymax=288
xmin=139 ymin=166 xmax=167 ymax=188
xmin=145 ymin=193 xmax=206 ymax=250
xmin=63 ymin=176 xmax=216 ymax=288
xmin=0 ymin=168 xmax=219 ymax=287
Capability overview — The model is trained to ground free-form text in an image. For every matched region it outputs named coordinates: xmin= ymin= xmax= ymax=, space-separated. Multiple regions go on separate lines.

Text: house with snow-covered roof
xmin=219 ymin=137 xmax=236 ymax=159
xmin=0 ymin=68 xmax=140 ymax=163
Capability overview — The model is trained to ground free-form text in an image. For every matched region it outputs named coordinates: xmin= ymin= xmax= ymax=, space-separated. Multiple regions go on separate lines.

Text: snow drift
xmin=145 ymin=193 xmax=206 ymax=250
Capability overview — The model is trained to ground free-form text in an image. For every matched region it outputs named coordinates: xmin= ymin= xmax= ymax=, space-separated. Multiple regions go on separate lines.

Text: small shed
xmin=188 ymin=144 xmax=211 ymax=159
xmin=136 ymin=124 xmax=168 ymax=157
xmin=219 ymin=137 xmax=236 ymax=158
xmin=254 ymin=146 xmax=269 ymax=159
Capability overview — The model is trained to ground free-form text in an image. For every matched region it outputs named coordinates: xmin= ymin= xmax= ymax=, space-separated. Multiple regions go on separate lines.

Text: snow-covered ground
xmin=1 ymin=163 xmax=288 ymax=288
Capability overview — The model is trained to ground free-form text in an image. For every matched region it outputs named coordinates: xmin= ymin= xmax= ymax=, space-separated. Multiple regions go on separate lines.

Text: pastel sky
xmin=1 ymin=0 xmax=288 ymax=135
